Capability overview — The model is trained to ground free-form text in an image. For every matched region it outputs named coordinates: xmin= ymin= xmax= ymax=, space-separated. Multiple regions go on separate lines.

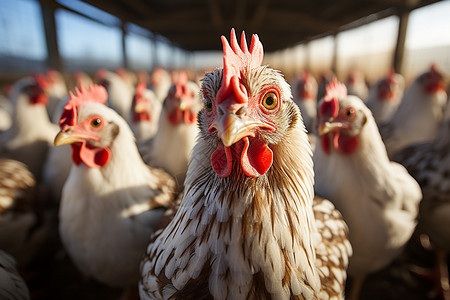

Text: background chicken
xmin=345 ymin=69 xmax=369 ymax=100
xmin=54 ymin=84 xmax=176 ymax=290
xmin=0 ymin=76 xmax=59 ymax=181
xmin=44 ymin=69 xmax=69 ymax=119
xmin=379 ymin=65 xmax=448 ymax=158
xmin=313 ymin=78 xmax=422 ymax=299
xmin=292 ymin=71 xmax=318 ymax=133
xmin=149 ymin=67 xmax=172 ymax=103
xmin=130 ymin=80 xmax=161 ymax=142
xmin=140 ymin=71 xmax=201 ymax=190
xmin=95 ymin=69 xmax=134 ymax=119
xmin=140 ymin=29 xmax=351 ymax=300
xmin=394 ymin=102 xmax=450 ymax=300
xmin=365 ymin=70 xmax=405 ymax=125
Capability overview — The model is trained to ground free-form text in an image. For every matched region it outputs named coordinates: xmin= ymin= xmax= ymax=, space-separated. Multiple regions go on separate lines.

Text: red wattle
xmin=240 ymin=137 xmax=273 ymax=177
xmin=183 ymin=110 xmax=196 ymax=124
xmin=211 ymin=142 xmax=233 ymax=177
xmin=71 ymin=141 xmax=111 ymax=168
xmin=333 ymin=132 xmax=359 ymax=154
xmin=133 ymin=112 xmax=151 ymax=123
xmin=321 ymin=135 xmax=331 ymax=155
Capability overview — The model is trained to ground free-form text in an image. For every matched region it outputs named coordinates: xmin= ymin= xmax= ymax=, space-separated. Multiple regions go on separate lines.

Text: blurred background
xmin=0 ymin=0 xmax=449 ymax=86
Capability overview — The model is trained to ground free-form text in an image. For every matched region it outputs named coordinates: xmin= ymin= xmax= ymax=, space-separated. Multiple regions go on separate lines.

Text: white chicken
xmin=140 ymin=72 xmax=201 ymax=190
xmin=95 ymin=69 xmax=134 ymax=119
xmin=130 ymin=80 xmax=161 ymax=142
xmin=365 ymin=70 xmax=405 ymax=125
xmin=0 ymin=76 xmax=59 ymax=181
xmin=313 ymin=78 xmax=422 ymax=298
xmin=54 ymin=84 xmax=177 ymax=288
xmin=44 ymin=69 xmax=69 ymax=119
xmin=148 ymin=67 xmax=172 ymax=103
xmin=292 ymin=71 xmax=318 ymax=133
xmin=345 ymin=69 xmax=369 ymax=100
xmin=380 ymin=65 xmax=448 ymax=158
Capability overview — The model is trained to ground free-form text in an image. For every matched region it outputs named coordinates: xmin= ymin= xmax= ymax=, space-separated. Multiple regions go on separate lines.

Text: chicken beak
xmin=134 ymin=101 xmax=146 ymax=113
xmin=318 ymin=120 xmax=344 ymax=136
xmin=54 ymin=127 xmax=99 ymax=146
xmin=212 ymin=113 xmax=272 ymax=147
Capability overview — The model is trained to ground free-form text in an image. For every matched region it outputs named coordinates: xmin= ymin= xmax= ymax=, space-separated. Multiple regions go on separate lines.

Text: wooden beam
xmin=393 ymin=11 xmax=410 ymax=73
xmin=39 ymin=0 xmax=64 ymax=72
xmin=121 ymin=23 xmax=128 ymax=69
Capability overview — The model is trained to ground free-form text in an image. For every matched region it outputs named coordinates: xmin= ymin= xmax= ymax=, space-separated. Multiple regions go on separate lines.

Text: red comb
xmin=174 ymin=71 xmax=189 ymax=99
xmin=34 ymin=73 xmax=49 ymax=89
xmin=135 ymin=80 xmax=146 ymax=104
xmin=59 ymin=84 xmax=107 ymax=130
xmin=216 ymin=29 xmax=264 ymax=104
xmin=319 ymin=77 xmax=345 ymax=119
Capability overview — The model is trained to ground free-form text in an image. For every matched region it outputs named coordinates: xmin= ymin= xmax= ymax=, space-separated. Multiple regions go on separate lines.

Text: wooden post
xmin=39 ymin=0 xmax=64 ymax=72
xmin=121 ymin=22 xmax=128 ymax=69
xmin=393 ymin=11 xmax=410 ymax=74
xmin=331 ymin=32 xmax=338 ymax=75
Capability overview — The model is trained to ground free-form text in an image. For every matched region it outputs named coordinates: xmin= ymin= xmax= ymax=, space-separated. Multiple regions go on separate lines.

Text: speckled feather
xmin=140 ymin=54 xmax=351 ymax=299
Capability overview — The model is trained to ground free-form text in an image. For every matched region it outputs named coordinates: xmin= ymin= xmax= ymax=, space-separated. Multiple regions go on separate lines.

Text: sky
xmin=0 ymin=0 xmax=450 ymax=70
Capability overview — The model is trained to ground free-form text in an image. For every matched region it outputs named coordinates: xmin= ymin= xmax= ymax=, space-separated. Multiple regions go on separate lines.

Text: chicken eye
xmin=204 ymin=97 xmax=213 ymax=111
xmin=344 ymin=107 xmax=356 ymax=119
xmin=90 ymin=118 xmax=102 ymax=128
xmin=262 ymin=92 xmax=278 ymax=110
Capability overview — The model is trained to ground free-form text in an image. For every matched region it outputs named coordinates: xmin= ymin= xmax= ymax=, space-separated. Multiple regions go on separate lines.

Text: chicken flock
xmin=0 ymin=29 xmax=449 ymax=300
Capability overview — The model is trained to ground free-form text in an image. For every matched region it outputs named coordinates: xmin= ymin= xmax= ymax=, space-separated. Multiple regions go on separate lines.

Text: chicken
xmin=313 ymin=78 xmax=422 ymax=298
xmin=95 ymin=69 xmax=134 ymax=119
xmin=379 ymin=65 xmax=448 ymax=158
xmin=0 ymin=93 xmax=12 ymax=132
xmin=72 ymin=71 xmax=93 ymax=90
xmin=345 ymin=69 xmax=368 ymax=100
xmin=54 ymin=84 xmax=177 ymax=288
xmin=292 ymin=71 xmax=318 ymax=133
xmin=365 ymin=70 xmax=404 ymax=125
xmin=149 ymin=67 xmax=172 ymax=103
xmin=140 ymin=29 xmax=351 ymax=300
xmin=140 ymin=71 xmax=201 ymax=190
xmin=45 ymin=69 xmax=69 ymax=119
xmin=0 ymin=249 xmax=30 ymax=300
xmin=0 ymin=159 xmax=48 ymax=266
xmin=394 ymin=103 xmax=450 ymax=300
xmin=130 ymin=80 xmax=162 ymax=142
xmin=0 ymin=76 xmax=59 ymax=181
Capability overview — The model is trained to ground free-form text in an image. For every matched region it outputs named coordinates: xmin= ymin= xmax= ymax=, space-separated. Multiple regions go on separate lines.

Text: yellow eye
xmin=90 ymin=118 xmax=102 ymax=128
xmin=204 ymin=97 xmax=213 ymax=111
xmin=262 ymin=92 xmax=278 ymax=110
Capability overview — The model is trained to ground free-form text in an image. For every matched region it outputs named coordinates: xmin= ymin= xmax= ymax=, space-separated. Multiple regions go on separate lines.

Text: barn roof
xmin=81 ymin=0 xmax=440 ymax=52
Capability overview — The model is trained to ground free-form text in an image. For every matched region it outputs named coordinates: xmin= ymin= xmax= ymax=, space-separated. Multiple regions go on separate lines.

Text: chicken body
xmin=313 ymin=79 xmax=422 ymax=276
xmin=345 ymin=69 xmax=368 ymax=100
xmin=55 ymin=85 xmax=176 ymax=287
xmin=130 ymin=82 xmax=161 ymax=142
xmin=365 ymin=71 xmax=404 ymax=125
xmin=0 ymin=77 xmax=59 ymax=181
xmin=96 ymin=69 xmax=135 ymax=119
xmin=292 ymin=71 xmax=318 ymax=133
xmin=149 ymin=67 xmax=172 ymax=103
xmin=140 ymin=30 xmax=351 ymax=300
xmin=141 ymin=74 xmax=201 ymax=189
xmin=379 ymin=65 xmax=448 ymax=158
xmin=394 ymin=105 xmax=450 ymax=298
xmin=0 ymin=159 xmax=48 ymax=266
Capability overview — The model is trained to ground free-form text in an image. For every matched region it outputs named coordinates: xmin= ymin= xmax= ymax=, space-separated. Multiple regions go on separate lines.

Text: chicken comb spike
xmin=216 ymin=28 xmax=264 ymax=104
xmin=319 ymin=77 xmax=345 ymax=119
xmin=59 ymin=84 xmax=108 ymax=130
